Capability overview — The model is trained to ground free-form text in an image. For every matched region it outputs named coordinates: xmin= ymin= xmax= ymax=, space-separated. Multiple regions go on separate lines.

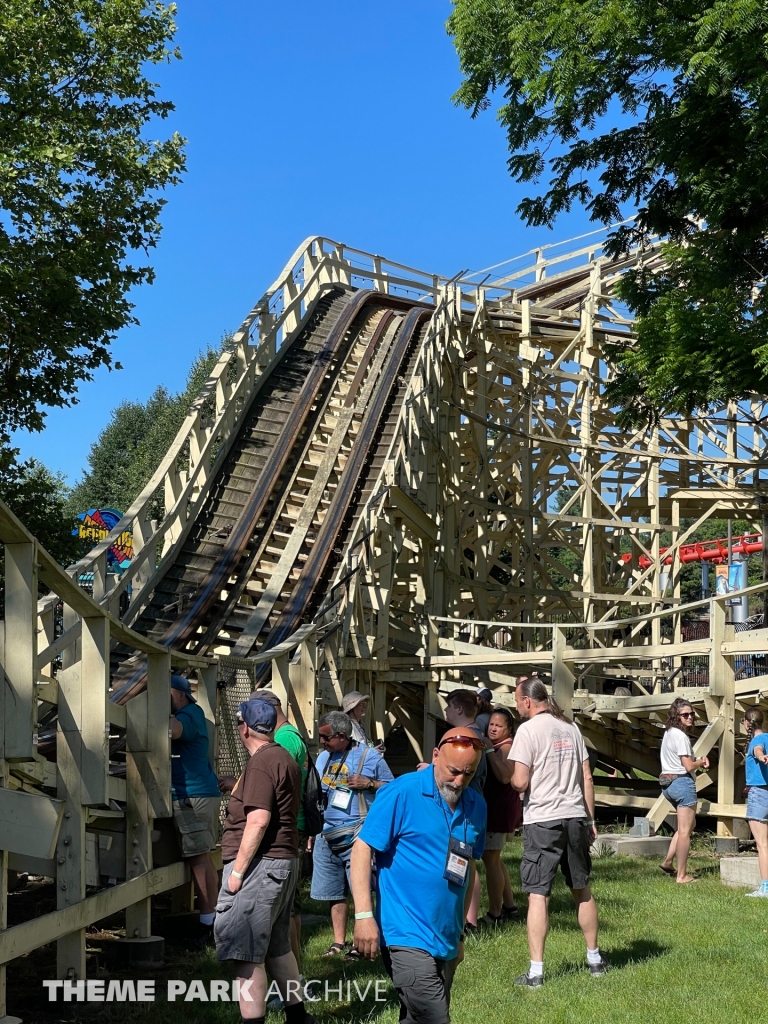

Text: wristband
xmin=355 ymin=911 xmax=374 ymax=920
xmin=231 ymin=868 xmax=245 ymax=879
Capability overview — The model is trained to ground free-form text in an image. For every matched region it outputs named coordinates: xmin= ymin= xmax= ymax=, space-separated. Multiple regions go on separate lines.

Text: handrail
xmin=428 ymin=579 xmax=768 ymax=633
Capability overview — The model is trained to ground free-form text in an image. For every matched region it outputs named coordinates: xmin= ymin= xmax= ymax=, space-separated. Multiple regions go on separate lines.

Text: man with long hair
xmin=509 ymin=677 xmax=608 ymax=987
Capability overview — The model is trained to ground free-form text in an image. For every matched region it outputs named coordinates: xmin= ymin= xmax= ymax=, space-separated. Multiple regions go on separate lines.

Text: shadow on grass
xmin=553 ymin=938 xmax=669 ymax=979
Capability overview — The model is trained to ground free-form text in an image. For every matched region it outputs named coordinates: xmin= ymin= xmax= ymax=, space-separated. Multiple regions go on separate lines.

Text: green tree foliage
xmin=0 ymin=460 xmax=79 ymax=613
xmin=67 ymin=346 xmax=221 ymax=520
xmin=448 ymin=0 xmax=768 ymax=423
xmin=0 ymin=0 xmax=185 ymax=469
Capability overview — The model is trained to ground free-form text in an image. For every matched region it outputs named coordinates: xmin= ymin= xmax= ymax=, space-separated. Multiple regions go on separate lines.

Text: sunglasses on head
xmin=438 ymin=734 xmax=486 ymax=751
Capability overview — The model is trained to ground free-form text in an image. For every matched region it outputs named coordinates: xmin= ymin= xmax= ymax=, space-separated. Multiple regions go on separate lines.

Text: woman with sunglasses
xmin=659 ymin=698 xmax=708 ymax=884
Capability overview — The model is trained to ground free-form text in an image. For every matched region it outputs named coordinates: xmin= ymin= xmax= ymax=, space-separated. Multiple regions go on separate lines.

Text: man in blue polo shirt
xmin=350 ymin=728 xmax=486 ymax=1024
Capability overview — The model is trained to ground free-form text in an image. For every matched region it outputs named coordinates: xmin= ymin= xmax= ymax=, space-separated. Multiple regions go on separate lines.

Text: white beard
xmin=437 ymin=781 xmax=461 ymax=808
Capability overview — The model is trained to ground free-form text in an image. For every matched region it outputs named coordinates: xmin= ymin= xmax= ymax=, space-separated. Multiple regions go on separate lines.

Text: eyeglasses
xmin=318 ymin=732 xmax=337 ymax=743
xmin=680 ymin=712 xmax=695 ymax=719
xmin=438 ymin=734 xmax=486 ymax=751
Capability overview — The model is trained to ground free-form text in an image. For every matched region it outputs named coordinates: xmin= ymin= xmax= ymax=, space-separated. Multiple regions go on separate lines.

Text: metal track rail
xmin=110 ymin=290 xmax=429 ymax=699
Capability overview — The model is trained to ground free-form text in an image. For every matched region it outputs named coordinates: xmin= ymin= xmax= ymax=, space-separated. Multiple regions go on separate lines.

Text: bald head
xmin=432 ymin=727 xmax=483 ymax=807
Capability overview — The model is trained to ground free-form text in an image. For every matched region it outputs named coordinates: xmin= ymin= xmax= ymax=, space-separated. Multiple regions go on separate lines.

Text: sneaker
xmin=589 ymin=953 xmax=610 ymax=977
xmin=745 ymin=888 xmax=768 ymax=897
xmin=514 ymin=971 xmax=543 ymax=988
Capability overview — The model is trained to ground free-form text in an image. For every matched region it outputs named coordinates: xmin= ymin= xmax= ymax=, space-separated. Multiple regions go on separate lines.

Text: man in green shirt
xmin=251 ymin=690 xmax=308 ymax=973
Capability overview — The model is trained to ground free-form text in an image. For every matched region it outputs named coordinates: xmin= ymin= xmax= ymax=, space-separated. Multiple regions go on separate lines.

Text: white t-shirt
xmin=660 ymin=727 xmax=694 ymax=776
xmin=508 ymin=713 xmax=588 ymax=824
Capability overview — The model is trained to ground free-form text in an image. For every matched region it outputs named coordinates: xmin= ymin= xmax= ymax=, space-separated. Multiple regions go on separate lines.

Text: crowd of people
xmin=166 ymin=672 xmax=768 ymax=1024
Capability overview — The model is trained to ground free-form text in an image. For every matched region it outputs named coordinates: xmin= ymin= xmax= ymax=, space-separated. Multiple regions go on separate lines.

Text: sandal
xmin=479 ymin=912 xmax=503 ymax=927
xmin=344 ymin=946 xmax=363 ymax=961
xmin=659 ymin=864 xmax=676 ymax=876
xmin=501 ymin=904 xmax=521 ymax=920
xmin=321 ymin=942 xmax=347 ymax=957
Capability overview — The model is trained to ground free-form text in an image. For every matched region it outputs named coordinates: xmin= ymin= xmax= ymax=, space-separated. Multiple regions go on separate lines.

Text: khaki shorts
xmin=484 ymin=831 xmax=508 ymax=851
xmin=172 ymin=796 xmax=221 ymax=857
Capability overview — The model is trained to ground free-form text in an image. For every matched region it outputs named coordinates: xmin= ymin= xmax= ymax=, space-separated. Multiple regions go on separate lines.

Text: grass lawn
xmin=14 ymin=838 xmax=765 ymax=1024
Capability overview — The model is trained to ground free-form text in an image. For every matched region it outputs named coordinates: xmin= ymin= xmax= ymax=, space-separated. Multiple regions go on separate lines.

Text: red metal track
xmin=621 ymin=533 xmax=764 ymax=569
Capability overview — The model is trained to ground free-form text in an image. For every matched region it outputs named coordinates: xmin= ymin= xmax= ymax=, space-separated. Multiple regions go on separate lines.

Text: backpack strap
xmin=355 ymin=744 xmax=370 ymax=819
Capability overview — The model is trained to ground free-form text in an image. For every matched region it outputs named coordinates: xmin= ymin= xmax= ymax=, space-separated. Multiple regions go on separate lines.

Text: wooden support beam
xmin=0 ymin=862 xmax=189 ymax=965
xmin=0 ymin=790 xmax=64 ymax=859
xmin=387 ymin=486 xmax=438 ymax=544
xmin=3 ymin=542 xmax=37 ymax=760
xmin=552 ymin=626 xmax=574 ymax=719
xmin=711 ymin=599 xmax=738 ymax=836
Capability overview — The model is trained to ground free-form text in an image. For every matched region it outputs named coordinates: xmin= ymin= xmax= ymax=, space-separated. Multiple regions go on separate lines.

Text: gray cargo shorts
xmin=214 ymin=856 xmax=300 ymax=964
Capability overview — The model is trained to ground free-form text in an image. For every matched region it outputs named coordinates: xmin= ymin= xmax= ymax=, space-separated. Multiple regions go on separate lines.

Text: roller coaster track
xmin=107 ymin=288 xmax=429 ymax=698
xmin=35 ymin=230 xmax=670 ymax=703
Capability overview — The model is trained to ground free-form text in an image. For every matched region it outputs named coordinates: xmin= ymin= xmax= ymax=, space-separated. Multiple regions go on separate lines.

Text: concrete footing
xmin=720 ymin=856 xmax=761 ymax=889
xmin=117 ymin=935 xmax=165 ymax=966
xmin=714 ymin=837 xmax=740 ymax=855
xmin=593 ymin=834 xmax=671 ymax=858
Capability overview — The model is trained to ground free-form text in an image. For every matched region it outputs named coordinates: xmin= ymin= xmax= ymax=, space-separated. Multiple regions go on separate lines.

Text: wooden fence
xmin=0 ymin=498 xmax=322 ymax=1021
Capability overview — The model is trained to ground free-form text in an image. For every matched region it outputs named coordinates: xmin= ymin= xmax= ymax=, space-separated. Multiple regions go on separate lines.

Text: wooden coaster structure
xmin=1 ymin=233 xmax=768 ymax=1015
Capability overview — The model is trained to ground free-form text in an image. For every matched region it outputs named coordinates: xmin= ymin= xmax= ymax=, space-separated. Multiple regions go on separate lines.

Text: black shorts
xmin=382 ymin=946 xmax=457 ymax=1024
xmin=520 ymin=818 xmax=592 ymax=896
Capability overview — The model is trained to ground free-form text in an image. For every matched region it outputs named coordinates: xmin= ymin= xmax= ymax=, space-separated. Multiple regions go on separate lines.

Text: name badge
xmin=444 ymin=836 xmax=472 ymax=885
xmin=330 ymin=786 xmax=353 ymax=811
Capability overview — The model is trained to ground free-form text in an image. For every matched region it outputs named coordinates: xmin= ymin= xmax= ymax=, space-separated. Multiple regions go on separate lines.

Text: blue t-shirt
xmin=746 ymin=733 xmax=768 ymax=787
xmin=316 ymin=743 xmax=393 ymax=827
xmin=171 ymin=703 xmax=220 ymax=798
xmin=359 ymin=765 xmax=486 ymax=960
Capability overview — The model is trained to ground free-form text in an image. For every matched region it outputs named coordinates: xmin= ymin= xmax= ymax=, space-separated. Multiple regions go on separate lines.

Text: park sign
xmin=74 ymin=508 xmax=133 ymax=569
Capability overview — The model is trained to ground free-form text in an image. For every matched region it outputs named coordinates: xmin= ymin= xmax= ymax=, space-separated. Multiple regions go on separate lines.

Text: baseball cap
xmin=237 ymin=698 xmax=277 ymax=735
xmin=342 ymin=691 xmax=368 ymax=714
xmin=170 ymin=675 xmax=197 ymax=703
xmin=477 ymin=687 xmax=492 ymax=702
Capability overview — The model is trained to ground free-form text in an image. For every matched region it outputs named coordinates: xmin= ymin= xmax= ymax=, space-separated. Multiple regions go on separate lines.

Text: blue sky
xmin=17 ymin=0 xmax=593 ymax=486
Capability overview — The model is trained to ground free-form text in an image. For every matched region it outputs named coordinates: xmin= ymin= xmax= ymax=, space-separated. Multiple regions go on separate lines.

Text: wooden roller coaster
xmin=2 ymin=233 xmax=768 ymax=1016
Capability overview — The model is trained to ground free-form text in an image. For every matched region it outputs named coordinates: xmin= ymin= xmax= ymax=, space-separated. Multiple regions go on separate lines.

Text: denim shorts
xmin=747 ymin=785 xmax=768 ymax=823
xmin=310 ymin=832 xmax=353 ymax=902
xmin=664 ymin=774 xmax=697 ymax=808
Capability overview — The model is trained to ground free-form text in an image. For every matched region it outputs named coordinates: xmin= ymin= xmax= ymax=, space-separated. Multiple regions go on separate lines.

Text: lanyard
xmin=327 ymin=746 xmax=352 ymax=788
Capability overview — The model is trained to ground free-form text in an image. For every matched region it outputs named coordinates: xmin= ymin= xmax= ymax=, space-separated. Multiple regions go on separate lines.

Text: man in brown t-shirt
xmin=214 ymin=698 xmax=316 ymax=1024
